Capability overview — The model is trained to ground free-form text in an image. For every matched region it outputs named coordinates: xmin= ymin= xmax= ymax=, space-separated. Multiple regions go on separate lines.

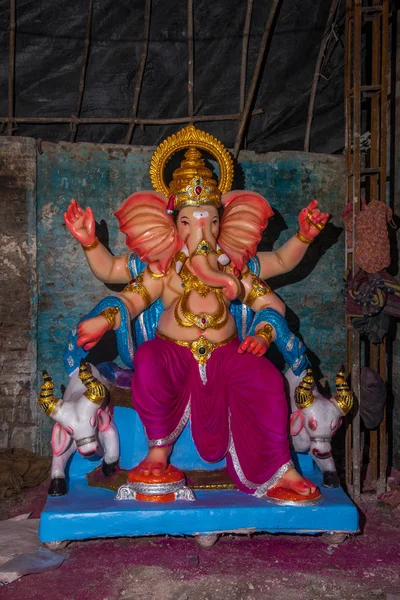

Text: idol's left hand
xmin=298 ymin=200 xmax=330 ymax=240
xmin=238 ymin=335 xmax=269 ymax=357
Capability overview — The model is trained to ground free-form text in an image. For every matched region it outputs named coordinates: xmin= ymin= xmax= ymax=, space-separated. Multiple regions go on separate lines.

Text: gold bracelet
xmin=82 ymin=238 xmax=99 ymax=251
xmin=123 ymin=273 xmax=151 ymax=308
xmin=245 ymin=274 xmax=273 ymax=308
xmin=100 ymin=306 xmax=120 ymax=330
xmin=256 ymin=323 xmax=274 ymax=345
xmin=296 ymin=231 xmax=313 ymax=244
xmin=191 ymin=240 xmax=216 ymax=258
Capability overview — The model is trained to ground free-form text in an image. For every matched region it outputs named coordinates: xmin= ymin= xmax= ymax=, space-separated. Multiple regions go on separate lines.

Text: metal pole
xmin=233 ymin=0 xmax=281 ymax=158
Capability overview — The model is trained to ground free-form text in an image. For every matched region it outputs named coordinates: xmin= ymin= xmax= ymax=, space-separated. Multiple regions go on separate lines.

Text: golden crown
xmin=149 ymin=125 xmax=234 ymax=213
xmin=38 ymin=371 xmax=60 ymax=417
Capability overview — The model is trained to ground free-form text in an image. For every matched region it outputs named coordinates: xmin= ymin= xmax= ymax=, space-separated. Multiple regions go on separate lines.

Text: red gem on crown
xmin=195 ymin=186 xmax=202 ymax=195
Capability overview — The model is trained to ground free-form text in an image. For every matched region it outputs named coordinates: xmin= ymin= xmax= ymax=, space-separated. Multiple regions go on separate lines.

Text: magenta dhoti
xmin=131 ymin=335 xmax=293 ymax=494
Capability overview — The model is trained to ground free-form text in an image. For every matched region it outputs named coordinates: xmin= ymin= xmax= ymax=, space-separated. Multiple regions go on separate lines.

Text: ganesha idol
xmin=63 ymin=125 xmax=330 ymax=506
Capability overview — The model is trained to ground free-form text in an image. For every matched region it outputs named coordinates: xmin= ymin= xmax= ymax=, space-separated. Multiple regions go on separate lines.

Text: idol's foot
xmin=275 ymin=467 xmax=317 ymax=495
xmin=265 ymin=467 xmax=321 ymax=505
xmin=136 ymin=446 xmax=173 ymax=477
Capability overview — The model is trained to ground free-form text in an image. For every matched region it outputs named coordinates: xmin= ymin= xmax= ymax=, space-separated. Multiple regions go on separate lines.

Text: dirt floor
xmin=1 ymin=481 xmax=400 ymax=600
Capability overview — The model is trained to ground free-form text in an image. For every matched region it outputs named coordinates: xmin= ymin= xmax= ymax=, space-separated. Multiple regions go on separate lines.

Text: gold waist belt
xmin=156 ymin=330 xmax=237 ymax=366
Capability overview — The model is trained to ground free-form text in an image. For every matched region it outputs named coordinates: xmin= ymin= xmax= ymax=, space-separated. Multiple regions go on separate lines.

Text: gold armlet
xmin=191 ymin=240 xmax=216 ymax=258
xmin=245 ymin=274 xmax=273 ymax=308
xmin=296 ymin=231 xmax=313 ymax=244
xmin=256 ymin=323 xmax=274 ymax=345
xmin=100 ymin=306 xmax=120 ymax=330
xmin=82 ymin=238 xmax=99 ymax=251
xmin=146 ymin=264 xmax=170 ymax=279
xmin=123 ymin=273 xmax=151 ymax=308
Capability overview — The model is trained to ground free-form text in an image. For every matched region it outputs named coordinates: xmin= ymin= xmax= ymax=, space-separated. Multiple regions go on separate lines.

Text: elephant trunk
xmin=188 ymin=224 xmax=241 ymax=301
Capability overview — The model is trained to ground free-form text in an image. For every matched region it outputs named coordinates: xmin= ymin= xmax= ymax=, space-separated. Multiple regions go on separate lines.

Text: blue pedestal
xmin=39 ymin=407 xmax=359 ymax=543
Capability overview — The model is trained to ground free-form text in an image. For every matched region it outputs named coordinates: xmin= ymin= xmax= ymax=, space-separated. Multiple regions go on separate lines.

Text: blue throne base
xmin=39 ymin=407 xmax=359 ymax=543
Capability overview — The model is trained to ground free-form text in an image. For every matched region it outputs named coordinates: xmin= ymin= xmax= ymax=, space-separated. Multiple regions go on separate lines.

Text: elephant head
xmin=115 ymin=129 xmax=274 ymax=299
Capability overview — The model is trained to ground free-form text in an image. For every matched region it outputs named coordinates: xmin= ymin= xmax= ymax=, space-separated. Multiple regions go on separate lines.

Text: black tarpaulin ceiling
xmin=0 ymin=0 xmax=345 ymax=153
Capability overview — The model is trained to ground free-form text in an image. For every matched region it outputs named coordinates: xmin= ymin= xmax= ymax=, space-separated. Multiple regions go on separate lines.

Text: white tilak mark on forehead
xmin=193 ymin=211 xmax=209 ymax=219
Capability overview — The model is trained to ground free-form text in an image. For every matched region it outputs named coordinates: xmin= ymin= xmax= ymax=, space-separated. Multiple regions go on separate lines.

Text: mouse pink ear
xmin=115 ymin=191 xmax=183 ymax=274
xmin=219 ymin=191 xmax=274 ymax=271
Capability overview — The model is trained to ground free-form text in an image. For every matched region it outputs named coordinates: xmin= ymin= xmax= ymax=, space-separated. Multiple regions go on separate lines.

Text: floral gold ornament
xmin=192 ymin=239 xmax=216 ymax=258
xmin=149 ymin=124 xmax=234 ymax=210
xmin=38 ymin=371 xmax=60 ymax=416
xmin=156 ymin=331 xmax=237 ymax=366
xmin=294 ymin=369 xmax=315 ymax=409
xmin=334 ymin=367 xmax=354 ymax=415
xmin=78 ymin=361 xmax=108 ymax=405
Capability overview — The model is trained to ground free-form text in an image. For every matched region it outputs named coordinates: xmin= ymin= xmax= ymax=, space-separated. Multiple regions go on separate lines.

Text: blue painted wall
xmin=36 ymin=143 xmax=346 ymax=452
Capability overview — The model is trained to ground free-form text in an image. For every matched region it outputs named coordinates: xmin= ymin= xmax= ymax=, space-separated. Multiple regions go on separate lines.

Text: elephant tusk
xmin=175 ymin=245 xmax=189 ymax=274
xmin=216 ymin=244 xmax=230 ymax=266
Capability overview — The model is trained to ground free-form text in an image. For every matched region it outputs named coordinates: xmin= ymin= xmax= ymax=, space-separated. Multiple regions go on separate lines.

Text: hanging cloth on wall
xmin=354 ymin=200 xmax=392 ymax=274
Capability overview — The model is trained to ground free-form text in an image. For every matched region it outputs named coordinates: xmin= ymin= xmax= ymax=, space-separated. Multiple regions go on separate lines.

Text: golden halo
xmin=149 ymin=124 xmax=234 ymax=198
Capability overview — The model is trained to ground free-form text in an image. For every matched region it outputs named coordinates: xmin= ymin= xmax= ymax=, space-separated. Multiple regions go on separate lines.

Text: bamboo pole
xmin=233 ymin=0 xmax=281 ymax=158
xmin=351 ymin=0 xmax=362 ymax=504
xmin=70 ymin=0 xmax=94 ymax=142
xmin=188 ymin=0 xmax=194 ymax=118
xmin=239 ymin=0 xmax=254 ymax=113
xmin=125 ymin=0 xmax=152 ymax=145
xmin=7 ymin=0 xmax=16 ymax=136
xmin=2 ymin=109 xmax=264 ymax=128
xmin=304 ymin=0 xmax=342 ymax=152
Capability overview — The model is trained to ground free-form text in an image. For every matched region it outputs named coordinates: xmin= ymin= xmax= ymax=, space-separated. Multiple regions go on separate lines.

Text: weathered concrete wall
xmin=0 ymin=138 xmax=39 ymax=451
xmin=36 ymin=142 xmax=346 ymax=454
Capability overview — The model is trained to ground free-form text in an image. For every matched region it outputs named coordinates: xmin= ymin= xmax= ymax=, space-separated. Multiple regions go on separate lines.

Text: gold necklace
xmin=180 ymin=264 xmax=215 ymax=298
xmin=175 ymin=265 xmax=228 ymax=330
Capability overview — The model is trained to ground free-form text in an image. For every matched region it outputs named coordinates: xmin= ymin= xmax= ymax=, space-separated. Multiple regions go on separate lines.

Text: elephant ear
xmin=115 ymin=191 xmax=182 ymax=274
xmin=219 ymin=191 xmax=274 ymax=271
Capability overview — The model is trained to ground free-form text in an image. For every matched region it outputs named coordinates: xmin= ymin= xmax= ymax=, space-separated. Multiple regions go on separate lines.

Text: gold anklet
xmin=256 ymin=323 xmax=274 ymax=345
xmin=100 ymin=306 xmax=120 ymax=330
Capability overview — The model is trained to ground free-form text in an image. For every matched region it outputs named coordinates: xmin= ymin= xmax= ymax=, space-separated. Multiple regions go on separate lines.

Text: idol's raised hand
xmin=298 ymin=200 xmax=330 ymax=241
xmin=64 ymin=199 xmax=96 ymax=246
